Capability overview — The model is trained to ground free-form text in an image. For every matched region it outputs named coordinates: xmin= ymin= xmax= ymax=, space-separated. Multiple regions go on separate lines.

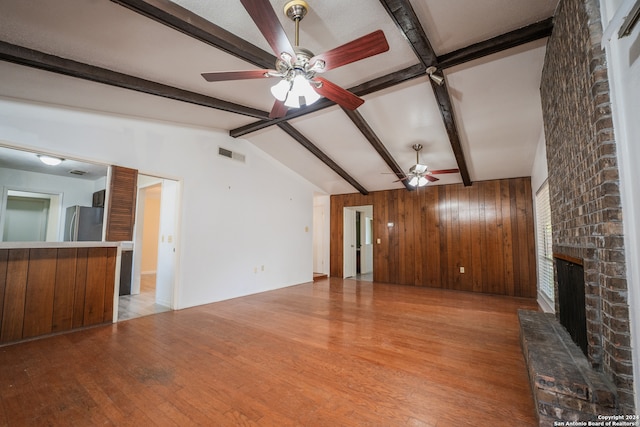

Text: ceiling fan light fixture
xmin=270 ymin=79 xmax=291 ymax=101
xmin=280 ymin=74 xmax=321 ymax=108
xmin=298 ymin=80 xmax=321 ymax=105
xmin=408 ymin=175 xmax=429 ymax=187
xmin=284 ymin=93 xmax=301 ymax=108
xmin=38 ymin=154 xmax=64 ymax=166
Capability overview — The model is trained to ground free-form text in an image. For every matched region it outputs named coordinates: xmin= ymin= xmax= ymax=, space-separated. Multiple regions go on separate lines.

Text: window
xmin=536 ymin=181 xmax=554 ymax=306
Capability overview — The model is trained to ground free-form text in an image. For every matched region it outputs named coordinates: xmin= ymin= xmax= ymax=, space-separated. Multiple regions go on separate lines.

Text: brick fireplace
xmin=556 ymin=255 xmax=588 ymax=357
xmin=539 ymin=0 xmax=634 ymax=414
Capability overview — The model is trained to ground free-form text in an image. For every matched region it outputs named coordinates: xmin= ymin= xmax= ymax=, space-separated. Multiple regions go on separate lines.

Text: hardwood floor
xmin=0 ymin=278 xmax=538 ymax=426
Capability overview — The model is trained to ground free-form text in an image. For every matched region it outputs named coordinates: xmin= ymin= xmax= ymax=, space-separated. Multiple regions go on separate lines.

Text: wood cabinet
xmin=0 ymin=246 xmax=117 ymax=345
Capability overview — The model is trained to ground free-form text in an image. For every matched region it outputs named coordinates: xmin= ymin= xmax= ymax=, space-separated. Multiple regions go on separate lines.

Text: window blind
xmin=536 ymin=181 xmax=554 ymax=302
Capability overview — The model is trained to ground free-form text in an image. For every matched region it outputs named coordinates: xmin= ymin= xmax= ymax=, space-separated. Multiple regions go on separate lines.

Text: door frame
xmin=0 ymin=187 xmax=63 ymax=242
xmin=343 ymin=207 xmax=357 ymax=278
xmin=126 ymin=174 xmax=182 ymax=313
xmin=343 ymin=204 xmax=374 ymax=280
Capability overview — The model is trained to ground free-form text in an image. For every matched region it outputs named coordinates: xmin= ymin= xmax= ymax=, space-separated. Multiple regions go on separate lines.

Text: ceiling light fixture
xmin=271 ymin=72 xmax=321 ymax=108
xmin=426 ymin=66 xmax=445 ymax=86
xmin=268 ymin=1 xmax=322 ymax=109
xmin=408 ymin=144 xmax=430 ymax=187
xmin=38 ymin=154 xmax=64 ymax=166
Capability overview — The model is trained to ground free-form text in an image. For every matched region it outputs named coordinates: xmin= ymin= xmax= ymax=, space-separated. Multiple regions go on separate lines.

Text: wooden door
xmin=106 ymin=166 xmax=138 ymax=241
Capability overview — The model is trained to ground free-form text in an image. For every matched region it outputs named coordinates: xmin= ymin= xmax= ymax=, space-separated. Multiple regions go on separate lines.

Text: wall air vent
xmin=218 ymin=147 xmax=246 ymax=163
xmin=68 ymin=169 xmax=88 ymax=176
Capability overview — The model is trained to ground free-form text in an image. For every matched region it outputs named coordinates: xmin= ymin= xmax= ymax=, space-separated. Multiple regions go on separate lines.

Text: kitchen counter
xmin=0 ymin=241 xmax=132 ymax=249
xmin=0 ymin=242 xmax=133 ymax=345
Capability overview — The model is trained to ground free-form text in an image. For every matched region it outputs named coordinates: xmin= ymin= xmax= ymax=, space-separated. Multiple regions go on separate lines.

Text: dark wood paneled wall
xmin=0 ymin=247 xmax=117 ymax=345
xmin=106 ymin=165 xmax=138 ymax=241
xmin=330 ymin=178 xmax=536 ymax=297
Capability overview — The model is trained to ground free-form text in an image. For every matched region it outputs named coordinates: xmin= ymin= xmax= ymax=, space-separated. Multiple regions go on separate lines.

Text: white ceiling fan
xmin=403 ymin=144 xmax=459 ymax=187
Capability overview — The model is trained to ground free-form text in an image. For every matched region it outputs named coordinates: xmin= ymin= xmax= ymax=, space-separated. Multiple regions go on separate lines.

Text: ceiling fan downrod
xmin=413 ymin=143 xmax=423 ymax=164
xmin=285 ymin=0 xmax=308 ymax=47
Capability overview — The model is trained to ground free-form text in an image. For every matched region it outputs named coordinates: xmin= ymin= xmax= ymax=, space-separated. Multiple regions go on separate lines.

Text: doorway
xmin=343 ymin=205 xmax=373 ymax=281
xmin=312 ymin=194 xmax=330 ymax=280
xmin=0 ymin=189 xmax=62 ymax=242
xmin=118 ymin=175 xmax=180 ymax=321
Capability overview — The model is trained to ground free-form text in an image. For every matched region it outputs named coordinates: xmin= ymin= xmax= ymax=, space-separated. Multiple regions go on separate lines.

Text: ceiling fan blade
xmin=313 ymin=77 xmax=364 ymax=110
xmin=425 ymin=175 xmax=440 ymax=182
xmin=310 ymin=30 xmax=389 ymax=72
xmin=429 ymin=169 xmax=460 ymax=175
xmin=269 ymin=100 xmax=288 ymax=119
xmin=201 ymin=69 xmax=275 ymax=82
xmin=240 ymin=0 xmax=296 ymax=60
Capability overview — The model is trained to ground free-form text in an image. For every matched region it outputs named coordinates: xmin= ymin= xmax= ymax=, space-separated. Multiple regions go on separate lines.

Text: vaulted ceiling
xmin=0 ymin=0 xmax=558 ymax=195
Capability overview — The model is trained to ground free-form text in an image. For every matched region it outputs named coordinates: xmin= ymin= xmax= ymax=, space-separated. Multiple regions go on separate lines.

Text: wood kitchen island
xmin=0 ymin=241 xmax=130 ymax=346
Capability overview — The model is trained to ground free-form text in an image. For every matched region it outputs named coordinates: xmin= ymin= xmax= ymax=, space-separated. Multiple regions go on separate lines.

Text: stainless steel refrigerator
xmin=64 ymin=206 xmax=104 ymax=241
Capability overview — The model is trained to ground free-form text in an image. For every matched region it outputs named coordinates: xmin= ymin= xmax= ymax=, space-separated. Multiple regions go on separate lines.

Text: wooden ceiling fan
xmin=201 ymin=0 xmax=389 ymax=118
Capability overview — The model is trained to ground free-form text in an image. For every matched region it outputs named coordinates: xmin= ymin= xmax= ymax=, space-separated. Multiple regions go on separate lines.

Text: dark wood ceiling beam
xmin=110 ymin=0 xmax=276 ymax=69
xmin=341 ymin=108 xmax=412 ymax=191
xmin=377 ymin=0 xmax=438 ymax=66
xmin=430 ymin=83 xmax=472 ymax=185
xmin=277 ymin=123 xmax=369 ymax=195
xmin=379 ymin=0 xmax=471 ymax=186
xmin=0 ymin=41 xmax=270 ymax=120
xmin=229 ymin=18 xmax=553 ymax=136
xmin=437 ymin=18 xmax=554 ymax=69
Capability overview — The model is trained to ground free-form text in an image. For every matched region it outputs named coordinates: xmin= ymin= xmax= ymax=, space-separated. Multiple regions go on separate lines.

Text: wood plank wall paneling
xmin=330 ymin=178 xmax=537 ymax=298
xmin=1 ymin=249 xmax=29 ymax=342
xmin=0 ymin=250 xmax=7 ymax=328
xmin=103 ymin=249 xmax=117 ymax=323
xmin=22 ymin=248 xmax=57 ymax=338
xmin=106 ymin=165 xmax=138 ymax=242
xmin=0 ymin=247 xmax=118 ymax=345
xmin=73 ymin=247 xmax=89 ymax=329
xmin=84 ymin=248 xmax=108 ymax=325
xmin=52 ymin=248 xmax=78 ymax=332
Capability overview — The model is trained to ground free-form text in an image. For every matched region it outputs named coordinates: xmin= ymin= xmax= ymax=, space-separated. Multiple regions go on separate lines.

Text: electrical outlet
xmin=460 ymin=266 xmax=465 ymax=274
xmin=261 ymin=265 xmax=264 ymax=271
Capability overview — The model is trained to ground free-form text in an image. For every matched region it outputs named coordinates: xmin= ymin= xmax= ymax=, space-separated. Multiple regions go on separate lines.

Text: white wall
xmin=530 ymin=129 xmax=549 ymax=194
xmin=0 ymin=98 xmax=316 ymax=309
xmin=0 ymin=166 xmax=99 ymax=240
xmin=600 ymin=0 xmax=640 ymax=411
xmin=313 ymin=193 xmax=330 ymax=275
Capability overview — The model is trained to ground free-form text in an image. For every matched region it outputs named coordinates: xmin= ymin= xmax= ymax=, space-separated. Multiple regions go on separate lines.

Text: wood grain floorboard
xmin=0 ymin=278 xmax=538 ymax=426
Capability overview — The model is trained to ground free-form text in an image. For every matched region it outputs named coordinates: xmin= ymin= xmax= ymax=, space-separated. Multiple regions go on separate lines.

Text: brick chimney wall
xmin=539 ymin=0 xmax=634 ymax=412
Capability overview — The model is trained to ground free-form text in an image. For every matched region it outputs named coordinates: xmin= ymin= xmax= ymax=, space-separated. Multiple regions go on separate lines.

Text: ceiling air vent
xmin=68 ymin=169 xmax=88 ymax=176
xmin=218 ymin=147 xmax=246 ymax=163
